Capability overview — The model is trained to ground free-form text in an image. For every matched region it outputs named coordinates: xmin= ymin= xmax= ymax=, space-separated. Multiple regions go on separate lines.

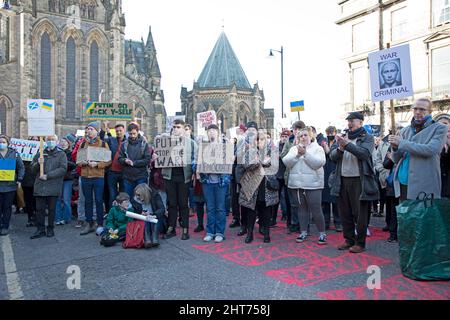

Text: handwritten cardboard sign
xmin=197 ymin=111 xmax=217 ymax=130
xmin=197 ymin=142 xmax=234 ymax=174
xmin=154 ymin=136 xmax=190 ymax=168
xmin=10 ymin=138 xmax=39 ymax=162
xmin=76 ymin=147 xmax=112 ymax=164
xmin=240 ymin=165 xmax=264 ymax=201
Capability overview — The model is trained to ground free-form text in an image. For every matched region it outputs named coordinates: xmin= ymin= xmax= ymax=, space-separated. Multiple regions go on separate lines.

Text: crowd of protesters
xmin=0 ymin=98 xmax=448 ymax=254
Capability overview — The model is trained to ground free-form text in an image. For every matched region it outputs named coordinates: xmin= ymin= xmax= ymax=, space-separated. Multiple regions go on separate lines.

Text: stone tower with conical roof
xmin=180 ymin=32 xmax=274 ymax=134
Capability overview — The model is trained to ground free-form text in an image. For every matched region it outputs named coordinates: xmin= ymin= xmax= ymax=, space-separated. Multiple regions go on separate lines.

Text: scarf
xmin=411 ymin=115 xmax=432 ymax=134
xmin=85 ymin=135 xmax=98 ymax=144
xmin=347 ymin=127 xmax=366 ymax=140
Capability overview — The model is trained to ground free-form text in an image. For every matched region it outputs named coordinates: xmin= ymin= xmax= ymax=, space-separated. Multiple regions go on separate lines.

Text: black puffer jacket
xmin=118 ymin=135 xmax=152 ymax=182
xmin=63 ymin=148 xmax=77 ymax=181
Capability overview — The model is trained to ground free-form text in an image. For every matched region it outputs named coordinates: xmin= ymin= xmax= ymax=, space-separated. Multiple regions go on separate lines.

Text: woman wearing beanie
xmin=0 ymin=135 xmax=25 ymax=236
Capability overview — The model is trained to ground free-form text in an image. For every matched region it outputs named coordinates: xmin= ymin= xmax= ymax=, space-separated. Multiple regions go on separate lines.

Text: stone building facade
xmin=180 ymin=32 xmax=274 ymax=134
xmin=0 ymin=0 xmax=166 ymax=140
xmin=336 ymin=0 xmax=450 ymax=133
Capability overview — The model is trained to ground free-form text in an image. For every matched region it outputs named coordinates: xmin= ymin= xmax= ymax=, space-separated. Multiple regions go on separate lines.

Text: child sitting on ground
xmin=101 ymin=193 xmax=133 ymax=247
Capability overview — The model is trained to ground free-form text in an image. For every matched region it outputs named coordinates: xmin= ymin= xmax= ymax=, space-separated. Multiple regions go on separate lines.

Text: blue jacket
xmin=0 ymin=147 xmax=25 ymax=193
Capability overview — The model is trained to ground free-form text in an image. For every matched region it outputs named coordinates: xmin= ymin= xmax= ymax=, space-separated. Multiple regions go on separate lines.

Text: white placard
xmin=9 ymin=138 xmax=40 ymax=162
xmin=27 ymin=99 xmax=56 ymax=136
xmin=197 ymin=110 xmax=217 ymax=130
xmin=369 ymin=44 xmax=413 ymax=102
xmin=197 ymin=142 xmax=234 ymax=174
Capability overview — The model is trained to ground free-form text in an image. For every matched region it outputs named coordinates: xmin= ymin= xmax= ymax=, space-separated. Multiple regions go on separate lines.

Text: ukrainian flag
xmin=42 ymin=101 xmax=53 ymax=111
xmin=0 ymin=159 xmax=16 ymax=182
xmin=290 ymin=101 xmax=305 ymax=112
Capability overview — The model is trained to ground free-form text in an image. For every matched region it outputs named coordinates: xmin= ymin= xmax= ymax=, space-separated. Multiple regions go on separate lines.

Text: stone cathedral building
xmin=180 ymin=32 xmax=274 ymax=133
xmin=0 ymin=0 xmax=166 ymax=140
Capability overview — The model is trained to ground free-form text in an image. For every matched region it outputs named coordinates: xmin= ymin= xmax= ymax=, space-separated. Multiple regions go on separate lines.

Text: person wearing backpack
xmin=119 ymin=123 xmax=152 ymax=198
xmin=78 ymin=121 xmax=112 ymax=236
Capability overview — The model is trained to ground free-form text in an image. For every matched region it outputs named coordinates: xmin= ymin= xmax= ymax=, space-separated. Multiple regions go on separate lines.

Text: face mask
xmin=46 ymin=141 xmax=57 ymax=149
xmin=0 ymin=143 xmax=7 ymax=150
xmin=327 ymin=136 xmax=335 ymax=141
xmin=133 ymin=196 xmax=143 ymax=205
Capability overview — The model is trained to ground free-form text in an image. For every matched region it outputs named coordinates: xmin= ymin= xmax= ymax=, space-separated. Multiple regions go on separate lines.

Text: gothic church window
xmin=40 ymin=32 xmax=52 ymax=99
xmin=66 ymin=37 xmax=76 ymax=118
xmin=90 ymin=40 xmax=99 ymax=101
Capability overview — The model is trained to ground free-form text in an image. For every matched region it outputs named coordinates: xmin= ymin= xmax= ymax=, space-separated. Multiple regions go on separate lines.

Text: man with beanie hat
xmin=78 ymin=122 xmax=111 ymax=235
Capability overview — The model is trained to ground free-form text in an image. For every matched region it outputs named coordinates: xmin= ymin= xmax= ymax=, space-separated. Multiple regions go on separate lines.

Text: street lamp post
xmin=269 ymin=46 xmax=284 ymax=119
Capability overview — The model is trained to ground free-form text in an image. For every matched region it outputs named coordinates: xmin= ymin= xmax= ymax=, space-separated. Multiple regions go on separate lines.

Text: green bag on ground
xmin=396 ymin=193 xmax=450 ymax=281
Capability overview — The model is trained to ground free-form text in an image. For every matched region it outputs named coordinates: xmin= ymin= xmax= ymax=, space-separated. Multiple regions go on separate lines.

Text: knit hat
xmin=280 ymin=129 xmax=291 ymax=137
xmin=65 ymin=133 xmax=77 ymax=144
xmin=435 ymin=114 xmax=450 ymax=122
xmin=239 ymin=124 xmax=247 ymax=132
xmin=87 ymin=121 xmax=101 ymax=132
xmin=246 ymin=121 xmax=258 ymax=131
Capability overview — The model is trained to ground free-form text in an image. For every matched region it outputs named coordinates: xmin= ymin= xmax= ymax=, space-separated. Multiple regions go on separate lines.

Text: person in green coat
xmin=102 ymin=193 xmax=133 ymax=247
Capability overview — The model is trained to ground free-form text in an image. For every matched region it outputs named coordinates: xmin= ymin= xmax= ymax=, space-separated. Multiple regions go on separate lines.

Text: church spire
xmin=146 ymin=26 xmax=156 ymax=52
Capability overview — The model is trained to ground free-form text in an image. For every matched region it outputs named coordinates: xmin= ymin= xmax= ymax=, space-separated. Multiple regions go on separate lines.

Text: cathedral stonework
xmin=181 ymin=32 xmax=274 ymax=133
xmin=0 ymin=0 xmax=166 ymax=141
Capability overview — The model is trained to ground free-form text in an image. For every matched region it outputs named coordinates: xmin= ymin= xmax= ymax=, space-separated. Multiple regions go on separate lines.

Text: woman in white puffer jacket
xmin=283 ymin=127 xmax=327 ymax=245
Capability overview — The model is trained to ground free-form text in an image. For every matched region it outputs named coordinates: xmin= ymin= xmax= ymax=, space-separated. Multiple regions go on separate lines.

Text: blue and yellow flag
xmin=0 ymin=159 xmax=16 ymax=182
xmin=42 ymin=101 xmax=53 ymax=111
xmin=290 ymin=100 xmax=305 ymax=112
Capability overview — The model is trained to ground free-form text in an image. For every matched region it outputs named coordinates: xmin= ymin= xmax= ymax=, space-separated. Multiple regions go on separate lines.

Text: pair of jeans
xmin=35 ymin=196 xmax=58 ymax=231
xmin=124 ymin=178 xmax=148 ymax=199
xmin=23 ymin=186 xmax=36 ymax=222
xmin=81 ymin=177 xmax=105 ymax=226
xmin=55 ymin=180 xmax=73 ymax=223
xmin=0 ymin=191 xmax=16 ymax=229
xmin=77 ymin=177 xmax=96 ymax=221
xmin=107 ymin=171 xmax=124 ymax=208
xmin=225 ymin=185 xmax=231 ymax=214
xmin=165 ymin=180 xmax=190 ymax=230
xmin=203 ymin=183 xmax=228 ymax=237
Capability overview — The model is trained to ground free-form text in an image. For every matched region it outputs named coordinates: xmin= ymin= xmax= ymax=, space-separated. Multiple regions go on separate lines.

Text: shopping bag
xmin=396 ymin=192 xmax=450 ymax=281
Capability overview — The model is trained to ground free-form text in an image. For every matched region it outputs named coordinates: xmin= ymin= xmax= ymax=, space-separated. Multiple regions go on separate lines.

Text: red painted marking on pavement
xmin=221 ymin=243 xmax=324 ymax=266
xmin=317 ymin=275 xmax=450 ymax=300
xmin=265 ymin=253 xmax=391 ymax=287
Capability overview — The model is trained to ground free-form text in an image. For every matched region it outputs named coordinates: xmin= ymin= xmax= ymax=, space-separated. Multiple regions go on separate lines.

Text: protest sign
xmin=76 ymin=147 xmax=112 ymax=164
xmin=0 ymin=159 xmax=16 ymax=182
xmin=76 ymin=130 xmax=85 ymax=137
xmin=197 ymin=142 xmax=234 ymax=174
xmin=166 ymin=115 xmax=186 ymax=133
xmin=10 ymin=138 xmax=39 ymax=162
xmin=85 ymin=102 xmax=133 ymax=121
xmin=240 ymin=166 xmax=264 ymax=201
xmin=369 ymin=44 xmax=413 ymax=102
xmin=27 ymin=99 xmax=55 ymax=136
xmin=197 ymin=111 xmax=217 ymax=130
xmin=154 ymin=136 xmax=188 ymax=168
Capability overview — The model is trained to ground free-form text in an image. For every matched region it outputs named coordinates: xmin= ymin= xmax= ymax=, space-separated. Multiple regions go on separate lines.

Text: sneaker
xmin=296 ymin=234 xmax=307 ymax=243
xmin=194 ymin=225 xmax=204 ymax=233
xmin=318 ymin=234 xmax=327 ymax=245
xmin=55 ymin=221 xmax=64 ymax=226
xmin=214 ymin=235 xmax=224 ymax=243
xmin=75 ymin=221 xmax=84 ymax=228
xmin=203 ymin=235 xmax=214 ymax=242
xmin=96 ymin=226 xmax=105 ymax=236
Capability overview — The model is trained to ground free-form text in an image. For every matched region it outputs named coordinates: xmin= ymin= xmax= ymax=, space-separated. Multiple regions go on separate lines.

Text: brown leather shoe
xmin=349 ymin=245 xmax=365 ymax=253
xmin=337 ymin=242 xmax=353 ymax=250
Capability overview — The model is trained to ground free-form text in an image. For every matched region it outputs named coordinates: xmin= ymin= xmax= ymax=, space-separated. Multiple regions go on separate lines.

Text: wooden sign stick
xmin=39 ymin=137 xmax=44 ymax=176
